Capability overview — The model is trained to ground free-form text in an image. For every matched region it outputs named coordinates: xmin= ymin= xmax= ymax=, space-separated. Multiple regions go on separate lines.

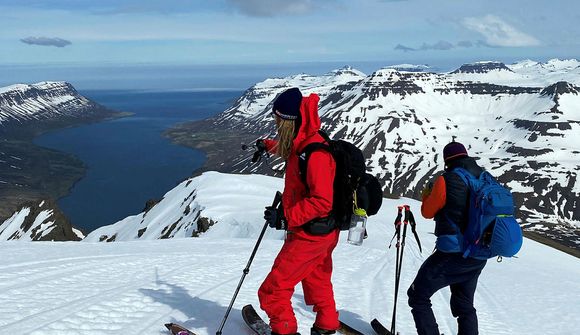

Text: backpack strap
xmin=298 ymin=129 xmax=333 ymax=185
xmin=440 ymin=167 xmax=473 ymax=256
xmin=317 ymin=129 xmax=332 ymax=143
xmin=298 ymin=142 xmax=331 ymax=185
xmin=450 ymin=167 xmax=472 ymax=186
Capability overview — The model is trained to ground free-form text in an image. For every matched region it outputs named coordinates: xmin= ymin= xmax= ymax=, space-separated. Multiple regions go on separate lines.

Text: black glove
xmin=255 ymin=139 xmax=267 ymax=151
xmin=264 ymin=206 xmax=286 ymax=230
xmin=252 ymin=139 xmax=267 ymax=163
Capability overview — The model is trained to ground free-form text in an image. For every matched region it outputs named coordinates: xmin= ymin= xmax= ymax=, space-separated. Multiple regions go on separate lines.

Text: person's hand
xmin=264 ymin=206 xmax=286 ymax=230
xmin=255 ymin=139 xmax=267 ymax=151
xmin=252 ymin=139 xmax=267 ymax=162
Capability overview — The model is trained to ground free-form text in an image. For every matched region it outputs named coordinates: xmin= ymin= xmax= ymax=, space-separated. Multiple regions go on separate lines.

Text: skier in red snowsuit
xmin=258 ymin=87 xmax=340 ymax=335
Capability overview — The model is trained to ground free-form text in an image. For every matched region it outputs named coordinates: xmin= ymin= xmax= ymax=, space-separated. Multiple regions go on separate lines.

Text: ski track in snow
xmin=0 ymin=231 xmax=578 ymax=334
xmin=0 ymin=173 xmax=579 ymax=334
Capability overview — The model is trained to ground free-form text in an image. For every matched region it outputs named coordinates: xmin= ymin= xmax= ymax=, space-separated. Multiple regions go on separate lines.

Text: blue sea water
xmin=34 ymin=90 xmax=241 ymax=233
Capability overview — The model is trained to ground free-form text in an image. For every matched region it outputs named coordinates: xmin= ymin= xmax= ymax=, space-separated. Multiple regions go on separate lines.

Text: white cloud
xmin=226 ymin=0 xmax=318 ymax=17
xmin=462 ymin=15 xmax=540 ymax=47
xmin=20 ymin=36 xmax=72 ymax=47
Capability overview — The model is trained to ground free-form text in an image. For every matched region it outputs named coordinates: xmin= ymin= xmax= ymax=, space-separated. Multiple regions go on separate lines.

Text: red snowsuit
xmin=258 ymin=93 xmax=340 ymax=334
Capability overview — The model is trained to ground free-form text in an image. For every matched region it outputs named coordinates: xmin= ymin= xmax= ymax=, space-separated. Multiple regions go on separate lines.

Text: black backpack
xmin=298 ymin=130 xmax=383 ymax=233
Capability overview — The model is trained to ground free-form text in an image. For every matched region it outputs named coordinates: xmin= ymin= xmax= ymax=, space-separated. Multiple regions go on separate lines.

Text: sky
xmin=2 ymin=0 xmax=579 ymax=67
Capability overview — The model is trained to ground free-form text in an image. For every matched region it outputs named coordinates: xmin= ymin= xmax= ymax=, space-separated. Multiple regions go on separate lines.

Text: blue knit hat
xmin=272 ymin=88 xmax=302 ymax=120
xmin=443 ymin=141 xmax=468 ymax=162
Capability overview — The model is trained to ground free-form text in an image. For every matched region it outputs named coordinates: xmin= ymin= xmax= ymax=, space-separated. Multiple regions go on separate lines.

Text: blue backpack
xmin=442 ymin=168 xmax=523 ymax=260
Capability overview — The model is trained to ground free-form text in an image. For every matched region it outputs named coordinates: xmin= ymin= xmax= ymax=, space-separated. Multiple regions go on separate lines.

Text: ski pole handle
xmin=271 ymin=190 xmax=283 ymax=207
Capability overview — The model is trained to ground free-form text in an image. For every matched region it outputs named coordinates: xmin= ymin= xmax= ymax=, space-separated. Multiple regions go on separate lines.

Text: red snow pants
xmin=258 ymin=230 xmax=340 ymax=334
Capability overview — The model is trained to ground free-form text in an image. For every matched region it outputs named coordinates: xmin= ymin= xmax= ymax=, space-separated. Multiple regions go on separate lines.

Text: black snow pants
xmin=407 ymin=251 xmax=487 ymax=335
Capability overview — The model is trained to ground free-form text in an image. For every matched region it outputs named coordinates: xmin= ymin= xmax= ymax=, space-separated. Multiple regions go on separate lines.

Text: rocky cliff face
xmin=0 ymin=199 xmax=83 ymax=241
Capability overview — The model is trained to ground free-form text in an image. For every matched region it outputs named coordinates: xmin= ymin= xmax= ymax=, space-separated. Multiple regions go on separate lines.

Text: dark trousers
xmin=407 ymin=251 xmax=486 ymax=335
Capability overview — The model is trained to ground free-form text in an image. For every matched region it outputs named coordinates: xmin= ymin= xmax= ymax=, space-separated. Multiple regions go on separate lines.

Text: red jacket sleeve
xmin=421 ymin=175 xmax=446 ymax=219
xmin=263 ymin=139 xmax=278 ymax=155
xmin=285 ymin=151 xmax=336 ymax=228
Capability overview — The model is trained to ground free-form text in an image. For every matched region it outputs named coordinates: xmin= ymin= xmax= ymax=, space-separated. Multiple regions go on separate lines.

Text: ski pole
xmin=386 ymin=206 xmax=402 ymax=334
xmin=391 ymin=205 xmax=410 ymax=335
xmin=215 ymin=191 xmax=283 ymax=335
xmin=372 ymin=205 xmax=422 ymax=335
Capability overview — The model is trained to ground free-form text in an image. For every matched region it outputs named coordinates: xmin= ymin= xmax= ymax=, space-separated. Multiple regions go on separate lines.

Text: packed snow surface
xmin=0 ymin=172 xmax=577 ymax=335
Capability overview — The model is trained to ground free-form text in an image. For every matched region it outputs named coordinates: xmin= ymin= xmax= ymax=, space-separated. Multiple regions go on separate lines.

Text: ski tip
xmin=338 ymin=320 xmax=365 ymax=335
xmin=370 ymin=319 xmax=392 ymax=335
xmin=242 ymin=304 xmax=256 ymax=315
xmin=241 ymin=304 xmax=260 ymax=325
xmin=164 ymin=323 xmax=174 ymax=330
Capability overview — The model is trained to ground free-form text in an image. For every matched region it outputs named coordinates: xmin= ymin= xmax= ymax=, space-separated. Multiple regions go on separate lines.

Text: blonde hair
xmin=275 ymin=117 xmax=295 ymax=160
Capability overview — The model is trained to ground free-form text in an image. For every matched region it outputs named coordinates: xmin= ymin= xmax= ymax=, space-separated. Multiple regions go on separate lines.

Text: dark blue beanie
xmin=272 ymin=88 xmax=302 ymax=120
xmin=443 ymin=141 xmax=468 ymax=162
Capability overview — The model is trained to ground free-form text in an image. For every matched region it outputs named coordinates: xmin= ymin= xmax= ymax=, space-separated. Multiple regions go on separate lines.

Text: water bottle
xmin=347 ymin=208 xmax=367 ymax=246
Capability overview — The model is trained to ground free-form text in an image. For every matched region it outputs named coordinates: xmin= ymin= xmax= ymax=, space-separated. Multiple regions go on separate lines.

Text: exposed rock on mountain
xmin=452 ymin=61 xmax=514 ymax=74
xmin=0 ymin=199 xmax=83 ymax=241
xmin=167 ymin=59 xmax=580 ymax=252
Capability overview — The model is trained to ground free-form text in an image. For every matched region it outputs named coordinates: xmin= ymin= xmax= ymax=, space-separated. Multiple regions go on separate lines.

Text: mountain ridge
xmin=164 ymin=58 xmax=580 ymax=253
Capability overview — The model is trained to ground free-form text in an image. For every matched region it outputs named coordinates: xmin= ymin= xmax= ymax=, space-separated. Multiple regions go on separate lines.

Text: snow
xmin=383 ymin=64 xmax=431 ymax=72
xmin=0 ymin=84 xmax=29 ymax=94
xmin=0 ymin=208 xmax=31 ymax=240
xmin=0 ymin=207 xmax=61 ymax=241
xmin=0 ymin=81 xmax=90 ymax=123
xmin=1 ymin=172 xmax=579 ymax=334
xmin=0 ymin=81 xmax=67 ymax=94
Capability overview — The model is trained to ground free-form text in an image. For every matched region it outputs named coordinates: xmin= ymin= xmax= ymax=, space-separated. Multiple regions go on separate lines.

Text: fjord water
xmin=34 ymin=90 xmax=241 ymax=233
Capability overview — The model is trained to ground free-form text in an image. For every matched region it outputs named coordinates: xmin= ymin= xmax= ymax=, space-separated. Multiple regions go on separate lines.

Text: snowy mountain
xmin=451 ymin=59 xmax=580 ymax=86
xmin=0 ymin=81 xmax=123 ymax=239
xmin=384 ymin=64 xmax=431 ymax=72
xmin=0 ymin=199 xmax=83 ymax=241
xmin=2 ymin=172 xmax=578 ymax=335
xmin=452 ymin=61 xmax=514 ymax=74
xmin=84 ymin=172 xmax=284 ymax=242
xmin=170 ymin=59 xmax=580 ymax=252
xmin=0 ymin=81 xmax=119 ymax=136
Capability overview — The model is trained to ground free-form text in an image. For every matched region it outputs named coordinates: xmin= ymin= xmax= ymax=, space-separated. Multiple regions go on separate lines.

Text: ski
xmin=370 ymin=318 xmax=399 ymax=335
xmin=165 ymin=322 xmax=198 ymax=335
xmin=242 ymin=304 xmax=366 ymax=335
xmin=242 ymin=304 xmax=271 ymax=335
xmin=338 ymin=320 xmax=365 ymax=335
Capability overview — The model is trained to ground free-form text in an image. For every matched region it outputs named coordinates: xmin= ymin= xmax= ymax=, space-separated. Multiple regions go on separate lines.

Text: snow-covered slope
xmin=0 ymin=199 xmax=83 ymax=241
xmin=84 ymin=173 xmax=284 ymax=242
xmin=2 ymin=172 xmax=578 ymax=334
xmin=449 ymin=59 xmax=580 ymax=86
xmin=0 ymin=81 xmax=118 ymax=135
xmin=188 ymin=59 xmax=580 ymax=250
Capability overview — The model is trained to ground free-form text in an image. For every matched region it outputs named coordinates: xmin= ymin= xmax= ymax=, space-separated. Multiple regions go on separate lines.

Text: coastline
xmin=0 ymin=111 xmax=131 ymax=224
xmin=163 ymin=118 xmax=260 ymax=177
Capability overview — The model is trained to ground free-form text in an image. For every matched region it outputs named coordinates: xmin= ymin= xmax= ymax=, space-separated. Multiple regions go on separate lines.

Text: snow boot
xmin=311 ymin=326 xmax=336 ymax=335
